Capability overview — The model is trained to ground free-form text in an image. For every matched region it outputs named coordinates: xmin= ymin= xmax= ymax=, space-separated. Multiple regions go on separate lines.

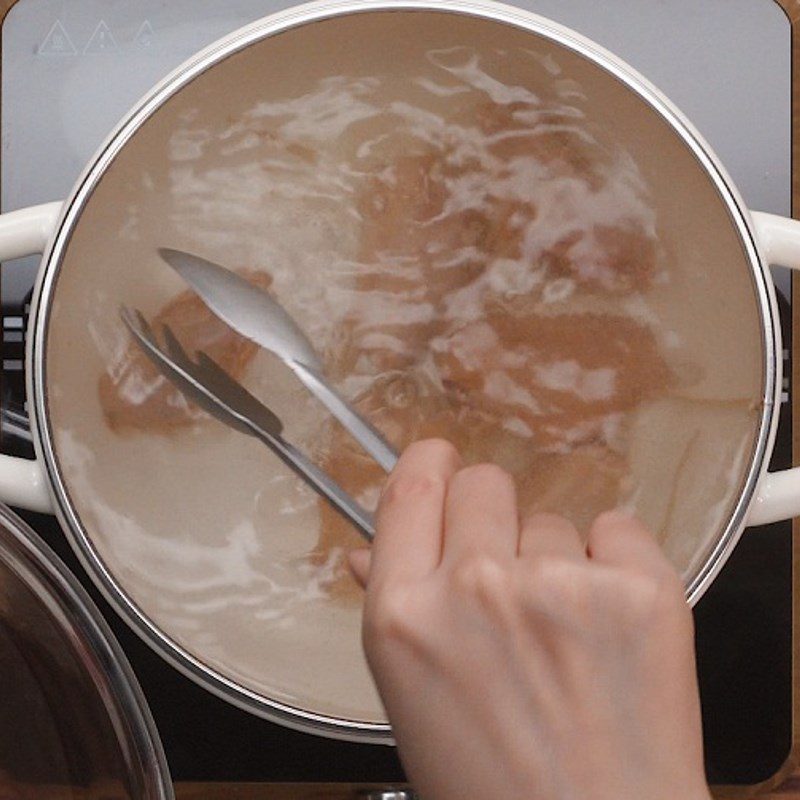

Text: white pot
xmin=0 ymin=0 xmax=796 ymax=741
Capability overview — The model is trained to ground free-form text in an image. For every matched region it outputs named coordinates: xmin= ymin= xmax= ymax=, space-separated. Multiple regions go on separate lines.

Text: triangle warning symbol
xmin=135 ymin=20 xmax=154 ymax=48
xmin=38 ymin=20 xmax=77 ymax=56
xmin=84 ymin=20 xmax=118 ymax=54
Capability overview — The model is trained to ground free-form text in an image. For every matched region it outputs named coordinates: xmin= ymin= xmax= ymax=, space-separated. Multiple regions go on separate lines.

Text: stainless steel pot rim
xmin=27 ymin=0 xmax=777 ymax=739
xmin=0 ymin=503 xmax=174 ymax=797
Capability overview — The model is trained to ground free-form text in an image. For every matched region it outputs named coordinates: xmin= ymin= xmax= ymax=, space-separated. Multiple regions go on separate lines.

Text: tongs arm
xmin=291 ymin=360 xmax=398 ymax=473
xmin=120 ymin=306 xmax=375 ymax=541
xmin=257 ymin=434 xmax=375 ymax=541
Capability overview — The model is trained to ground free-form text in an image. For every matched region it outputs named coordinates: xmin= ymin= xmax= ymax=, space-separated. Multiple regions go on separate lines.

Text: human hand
xmin=349 ymin=439 xmax=711 ymax=800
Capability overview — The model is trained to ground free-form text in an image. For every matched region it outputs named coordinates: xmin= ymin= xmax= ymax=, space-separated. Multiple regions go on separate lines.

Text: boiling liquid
xmin=47 ymin=11 xmax=764 ymax=725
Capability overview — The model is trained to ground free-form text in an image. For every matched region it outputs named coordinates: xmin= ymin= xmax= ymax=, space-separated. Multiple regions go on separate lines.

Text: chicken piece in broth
xmin=311 ymin=95 xmax=673 ymax=601
xmin=99 ymin=270 xmax=272 ymax=434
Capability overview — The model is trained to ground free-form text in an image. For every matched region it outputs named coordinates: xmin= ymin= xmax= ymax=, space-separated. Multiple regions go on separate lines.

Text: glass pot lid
xmin=35 ymin=3 xmax=771 ymax=736
xmin=0 ymin=504 xmax=171 ymax=798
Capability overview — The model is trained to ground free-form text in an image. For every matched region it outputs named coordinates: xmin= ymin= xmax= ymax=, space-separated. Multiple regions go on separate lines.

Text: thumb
xmin=347 ymin=548 xmax=372 ymax=588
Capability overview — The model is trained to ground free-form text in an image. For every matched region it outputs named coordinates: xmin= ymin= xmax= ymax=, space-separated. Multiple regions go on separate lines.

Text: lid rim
xmin=0 ymin=503 xmax=174 ymax=798
xmin=26 ymin=0 xmax=778 ymax=735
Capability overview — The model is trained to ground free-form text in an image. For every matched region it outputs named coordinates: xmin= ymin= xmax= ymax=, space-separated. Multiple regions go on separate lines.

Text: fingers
xmin=441 ymin=464 xmax=519 ymax=566
xmin=518 ymin=512 xmax=584 ymax=560
xmin=367 ymin=441 xmax=664 ymax=596
xmin=369 ymin=439 xmax=461 ymax=587
xmin=586 ymin=511 xmax=674 ymax=576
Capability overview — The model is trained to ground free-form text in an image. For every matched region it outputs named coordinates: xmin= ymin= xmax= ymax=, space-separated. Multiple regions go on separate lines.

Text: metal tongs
xmin=158 ymin=248 xmax=399 ymax=473
xmin=120 ymin=306 xmax=375 ymax=541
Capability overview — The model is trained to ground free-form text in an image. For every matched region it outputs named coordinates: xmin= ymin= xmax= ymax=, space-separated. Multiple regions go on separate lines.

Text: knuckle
xmin=519 ymin=556 xmax=690 ymax=637
xmin=450 ymin=555 xmax=510 ymax=610
xmin=451 ymin=554 xmax=504 ymax=591
xmin=362 ymin=584 xmax=423 ymax=653
xmin=523 ymin=557 xmax=594 ymax=621
xmin=380 ymin=472 xmax=444 ymax=508
xmin=528 ymin=556 xmax=581 ymax=595
xmin=615 ymin=571 xmax=689 ymax=630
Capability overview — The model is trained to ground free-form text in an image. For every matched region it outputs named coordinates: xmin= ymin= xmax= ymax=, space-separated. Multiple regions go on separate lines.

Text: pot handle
xmin=0 ymin=202 xmax=62 ymax=513
xmin=746 ymin=211 xmax=800 ymax=525
xmin=0 ymin=204 xmax=796 ymax=521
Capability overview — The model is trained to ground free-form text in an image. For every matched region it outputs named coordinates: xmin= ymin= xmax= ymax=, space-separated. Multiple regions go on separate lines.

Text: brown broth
xmin=49 ymin=10 xmax=764 ymax=724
